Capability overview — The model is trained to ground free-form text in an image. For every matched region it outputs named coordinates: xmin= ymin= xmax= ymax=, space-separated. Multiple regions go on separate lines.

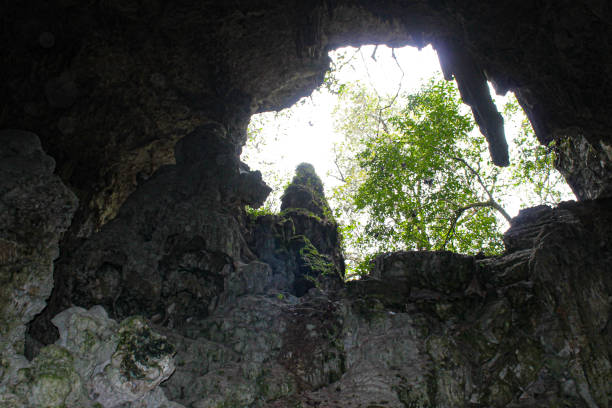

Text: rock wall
xmin=1 ymin=1 xmax=612 ymax=407
xmin=28 ymin=125 xmax=270 ymax=345
xmin=67 ymin=197 xmax=612 ymax=407
xmin=156 ymin=198 xmax=612 ymax=408
xmin=0 ymin=131 xmax=183 ymax=408
xmin=7 ymin=152 xmax=611 ymax=407
xmin=2 ymin=305 xmax=183 ymax=407
xmin=0 ymin=130 xmax=77 ymax=390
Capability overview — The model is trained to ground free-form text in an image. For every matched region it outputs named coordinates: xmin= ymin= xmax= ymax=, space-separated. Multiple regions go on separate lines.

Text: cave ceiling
xmin=2 ymin=0 xmax=612 ymax=233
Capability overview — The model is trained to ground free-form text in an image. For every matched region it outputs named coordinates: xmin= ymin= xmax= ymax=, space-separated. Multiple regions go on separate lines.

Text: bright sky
xmin=242 ymin=44 xmax=573 ymax=217
xmin=243 ymin=45 xmax=442 ymax=196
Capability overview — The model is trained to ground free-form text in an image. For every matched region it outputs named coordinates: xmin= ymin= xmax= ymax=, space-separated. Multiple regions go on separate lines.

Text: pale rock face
xmin=89 ymin=315 xmax=177 ymax=407
xmin=25 ymin=345 xmax=83 ymax=408
xmin=0 ymin=131 xmax=182 ymax=407
xmin=52 ymin=305 xmax=118 ymax=379
xmin=0 ymin=130 xmax=78 ymax=392
xmin=6 ymin=306 xmax=184 ymax=408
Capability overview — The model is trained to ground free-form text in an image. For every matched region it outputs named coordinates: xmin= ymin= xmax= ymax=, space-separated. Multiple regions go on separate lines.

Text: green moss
xmin=280 ymin=207 xmax=323 ymax=223
xmin=23 ymin=345 xmax=80 ymax=407
xmin=292 ymin=236 xmax=334 ymax=277
xmin=116 ymin=317 xmax=175 ymax=381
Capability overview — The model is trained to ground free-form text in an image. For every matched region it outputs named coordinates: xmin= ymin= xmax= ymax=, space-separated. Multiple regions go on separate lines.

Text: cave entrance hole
xmin=241 ymin=44 xmax=574 ymax=274
xmin=242 ymin=44 xmax=442 ymax=211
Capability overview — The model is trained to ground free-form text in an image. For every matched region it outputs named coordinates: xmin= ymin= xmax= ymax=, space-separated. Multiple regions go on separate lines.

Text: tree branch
xmin=378 ymin=48 xmax=405 ymax=111
xmin=440 ymin=199 xmax=506 ymax=250
xmin=442 ymin=152 xmax=512 ymax=223
xmin=329 ymin=144 xmax=347 ymax=183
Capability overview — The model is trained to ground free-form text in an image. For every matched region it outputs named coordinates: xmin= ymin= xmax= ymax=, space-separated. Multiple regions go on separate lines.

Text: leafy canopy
xmin=242 ymin=46 xmax=573 ymax=278
xmin=329 ymin=78 xmax=571 ymax=274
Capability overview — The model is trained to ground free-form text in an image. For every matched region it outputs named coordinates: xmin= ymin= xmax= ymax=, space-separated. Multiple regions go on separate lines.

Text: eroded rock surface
xmin=247 ymin=163 xmax=345 ymax=297
xmin=2 ymin=306 xmax=183 ymax=408
xmin=154 ymin=198 xmax=611 ymax=407
xmin=0 ymin=135 xmax=181 ymax=406
xmin=2 ymin=134 xmax=611 ymax=406
xmin=2 ymin=1 xmax=612 ymax=407
xmin=28 ymin=125 xmax=270 ymax=344
xmin=0 ymin=130 xmax=77 ymax=390
xmin=555 ymin=134 xmax=612 ymax=200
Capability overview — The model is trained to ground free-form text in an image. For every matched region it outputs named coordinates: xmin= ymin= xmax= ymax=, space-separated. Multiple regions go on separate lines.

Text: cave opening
xmin=242 ymin=44 xmax=441 ymax=209
xmin=3 ymin=1 xmax=611 ymax=406
xmin=242 ymin=43 xmax=574 ymax=275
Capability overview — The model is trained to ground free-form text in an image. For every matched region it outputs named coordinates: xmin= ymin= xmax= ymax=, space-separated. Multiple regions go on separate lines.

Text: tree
xmin=241 ymin=46 xmax=572 ymax=277
xmin=329 ymin=78 xmax=572 ymax=275
xmin=503 ymin=100 xmax=567 ymax=207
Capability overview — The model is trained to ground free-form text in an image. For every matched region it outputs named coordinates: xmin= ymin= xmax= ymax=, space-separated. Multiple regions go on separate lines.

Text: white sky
xmin=242 ymin=44 xmax=573 ymax=217
xmin=244 ymin=45 xmax=442 ymax=192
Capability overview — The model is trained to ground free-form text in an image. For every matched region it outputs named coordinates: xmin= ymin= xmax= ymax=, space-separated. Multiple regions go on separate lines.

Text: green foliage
xmin=330 ymin=78 xmax=571 ymax=276
xmin=503 ymin=101 xmax=566 ymax=206
xmin=242 ymin=47 xmax=573 ymax=279
xmin=245 ymin=205 xmax=275 ymax=219
xmin=356 ymin=80 xmax=502 ymax=252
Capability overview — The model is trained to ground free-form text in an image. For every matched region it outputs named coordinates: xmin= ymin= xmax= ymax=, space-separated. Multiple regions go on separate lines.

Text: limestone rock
xmin=0 ymin=130 xmax=77 ymax=389
xmin=160 ymin=198 xmax=611 ymax=407
xmin=21 ymin=345 xmax=83 ymax=408
xmin=160 ymin=291 xmax=344 ymax=407
xmin=555 ymin=133 xmax=612 ymax=200
xmin=247 ymin=163 xmax=344 ymax=297
xmin=52 ymin=305 xmax=118 ymax=379
xmin=89 ymin=315 xmax=177 ymax=407
xmin=30 ymin=125 xmax=271 ymax=340
xmin=281 ymin=163 xmax=330 ymax=218
xmin=369 ymin=250 xmax=476 ymax=295
xmin=6 ymin=306 xmax=183 ymax=408
xmin=2 ymin=1 xmax=612 ymax=407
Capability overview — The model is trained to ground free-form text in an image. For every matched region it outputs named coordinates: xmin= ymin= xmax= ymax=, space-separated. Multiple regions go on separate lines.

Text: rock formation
xmin=1 ymin=1 xmax=612 ymax=407
xmin=0 ymin=130 xmax=77 ymax=397
xmin=3 ymin=305 xmax=182 ymax=407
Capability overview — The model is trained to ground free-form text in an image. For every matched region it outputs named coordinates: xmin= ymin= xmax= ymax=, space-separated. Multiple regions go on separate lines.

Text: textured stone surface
xmin=2 ymin=1 xmax=612 ymax=237
xmin=156 ymin=199 xmax=611 ymax=407
xmin=2 ymin=1 xmax=612 ymax=407
xmin=2 ymin=306 xmax=183 ymax=408
xmin=0 ymin=130 xmax=77 ymax=390
xmin=88 ymin=314 xmax=178 ymax=408
xmin=11 ymin=137 xmax=610 ymax=407
xmin=247 ymin=164 xmax=345 ymax=297
xmin=555 ymin=133 xmax=612 ymax=200
xmin=28 ymin=125 xmax=270 ymax=344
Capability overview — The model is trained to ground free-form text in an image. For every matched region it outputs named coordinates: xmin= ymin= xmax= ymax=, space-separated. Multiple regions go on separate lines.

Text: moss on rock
xmin=22 ymin=345 xmax=82 ymax=408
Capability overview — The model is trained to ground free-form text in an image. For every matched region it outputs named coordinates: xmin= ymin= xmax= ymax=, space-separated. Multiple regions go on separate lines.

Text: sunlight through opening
xmin=242 ymin=44 xmax=574 ymax=274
